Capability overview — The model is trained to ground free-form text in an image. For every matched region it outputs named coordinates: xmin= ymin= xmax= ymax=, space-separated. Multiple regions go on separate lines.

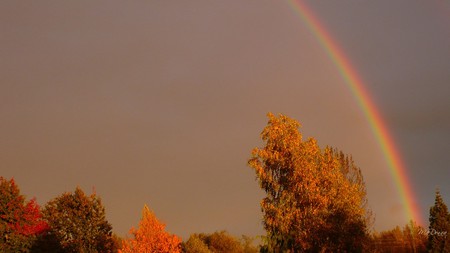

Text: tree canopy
xmin=0 ymin=177 xmax=48 ymax=252
xmin=428 ymin=189 xmax=450 ymax=252
xmin=39 ymin=187 xmax=116 ymax=253
xmin=182 ymin=231 xmax=258 ymax=253
xmin=248 ymin=113 xmax=370 ymax=252
xmin=120 ymin=204 xmax=181 ymax=253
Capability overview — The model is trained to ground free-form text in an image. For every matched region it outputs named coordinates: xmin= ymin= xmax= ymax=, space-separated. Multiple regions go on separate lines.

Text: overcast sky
xmin=1 ymin=0 xmax=449 ymax=239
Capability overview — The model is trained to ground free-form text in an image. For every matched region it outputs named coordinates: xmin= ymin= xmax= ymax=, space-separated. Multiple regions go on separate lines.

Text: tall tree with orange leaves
xmin=120 ymin=205 xmax=181 ymax=253
xmin=248 ymin=113 xmax=370 ymax=252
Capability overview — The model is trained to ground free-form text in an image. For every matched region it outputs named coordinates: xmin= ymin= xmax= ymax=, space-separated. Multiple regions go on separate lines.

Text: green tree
xmin=248 ymin=113 xmax=370 ymax=252
xmin=40 ymin=187 xmax=116 ymax=253
xmin=428 ymin=189 xmax=450 ymax=252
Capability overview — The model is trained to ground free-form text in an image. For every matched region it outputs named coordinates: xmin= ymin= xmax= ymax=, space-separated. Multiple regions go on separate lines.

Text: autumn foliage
xmin=0 ymin=177 xmax=48 ymax=252
xmin=370 ymin=220 xmax=427 ymax=253
xmin=120 ymin=205 xmax=181 ymax=253
xmin=182 ymin=231 xmax=259 ymax=253
xmin=248 ymin=113 xmax=370 ymax=252
xmin=39 ymin=187 xmax=116 ymax=253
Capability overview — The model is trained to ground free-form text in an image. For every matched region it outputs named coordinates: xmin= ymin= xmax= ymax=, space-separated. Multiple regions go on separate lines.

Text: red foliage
xmin=1 ymin=177 xmax=49 ymax=236
xmin=9 ymin=198 xmax=49 ymax=235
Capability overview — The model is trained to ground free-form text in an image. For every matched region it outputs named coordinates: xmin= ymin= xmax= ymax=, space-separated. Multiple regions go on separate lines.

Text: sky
xmin=1 ymin=0 xmax=449 ymax=239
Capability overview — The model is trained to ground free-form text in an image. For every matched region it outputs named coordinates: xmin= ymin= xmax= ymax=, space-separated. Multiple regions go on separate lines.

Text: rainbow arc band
xmin=287 ymin=0 xmax=423 ymax=225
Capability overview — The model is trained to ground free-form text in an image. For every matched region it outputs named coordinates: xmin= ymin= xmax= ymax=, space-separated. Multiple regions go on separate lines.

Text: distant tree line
xmin=0 ymin=178 xmax=120 ymax=253
xmin=1 ymin=113 xmax=449 ymax=252
xmin=0 ymin=177 xmax=257 ymax=253
xmin=368 ymin=189 xmax=449 ymax=252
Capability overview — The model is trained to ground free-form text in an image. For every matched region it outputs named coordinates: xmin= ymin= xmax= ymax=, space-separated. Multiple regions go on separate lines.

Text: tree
xmin=248 ymin=113 xmax=370 ymax=252
xmin=428 ymin=189 xmax=450 ymax=252
xmin=403 ymin=220 xmax=427 ymax=253
xmin=321 ymin=148 xmax=373 ymax=251
xmin=120 ymin=204 xmax=181 ymax=253
xmin=182 ymin=234 xmax=212 ymax=253
xmin=0 ymin=177 xmax=48 ymax=252
xmin=182 ymin=231 xmax=258 ymax=253
xmin=203 ymin=231 xmax=244 ymax=253
xmin=241 ymin=235 xmax=259 ymax=253
xmin=40 ymin=187 xmax=116 ymax=253
xmin=333 ymin=148 xmax=374 ymax=229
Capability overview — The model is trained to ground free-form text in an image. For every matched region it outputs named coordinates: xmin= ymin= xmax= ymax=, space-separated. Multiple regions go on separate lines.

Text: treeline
xmin=1 ymin=175 xmax=447 ymax=253
xmin=0 ymin=177 xmax=259 ymax=253
xmin=1 ymin=113 xmax=449 ymax=252
xmin=368 ymin=189 xmax=449 ymax=253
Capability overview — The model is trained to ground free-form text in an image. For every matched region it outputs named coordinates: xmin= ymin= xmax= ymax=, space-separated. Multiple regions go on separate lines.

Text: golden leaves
xmin=248 ymin=113 xmax=370 ymax=251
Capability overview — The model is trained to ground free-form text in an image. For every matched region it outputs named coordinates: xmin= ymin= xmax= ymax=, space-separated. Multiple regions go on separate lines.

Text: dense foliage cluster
xmin=0 ymin=177 xmax=48 ymax=252
xmin=248 ymin=113 xmax=371 ymax=252
xmin=428 ymin=190 xmax=450 ymax=252
xmin=120 ymin=205 xmax=181 ymax=253
xmin=37 ymin=187 xmax=117 ymax=253
xmin=182 ymin=231 xmax=258 ymax=253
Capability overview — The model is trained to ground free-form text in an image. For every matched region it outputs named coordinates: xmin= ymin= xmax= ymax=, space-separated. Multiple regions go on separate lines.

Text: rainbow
xmin=286 ymin=0 xmax=423 ymax=225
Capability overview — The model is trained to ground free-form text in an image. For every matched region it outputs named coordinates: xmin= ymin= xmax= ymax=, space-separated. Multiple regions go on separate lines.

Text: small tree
xmin=183 ymin=234 xmax=212 ymax=253
xmin=204 ymin=231 xmax=244 ymax=253
xmin=41 ymin=187 xmax=116 ymax=253
xmin=183 ymin=232 xmax=258 ymax=253
xmin=428 ymin=189 xmax=450 ymax=252
xmin=0 ymin=177 xmax=48 ymax=252
xmin=120 ymin=205 xmax=181 ymax=253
